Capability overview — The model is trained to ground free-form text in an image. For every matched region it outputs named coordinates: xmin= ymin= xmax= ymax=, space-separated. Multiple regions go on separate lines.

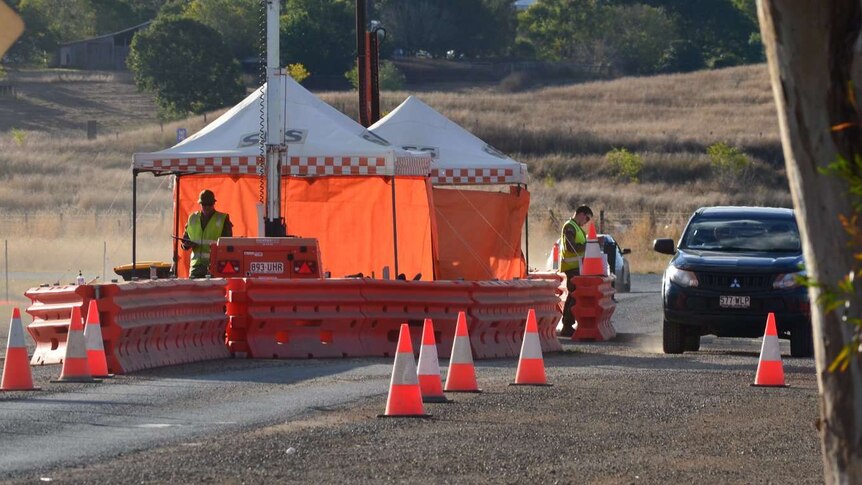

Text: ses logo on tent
xmin=239 ymin=130 xmax=308 ymax=147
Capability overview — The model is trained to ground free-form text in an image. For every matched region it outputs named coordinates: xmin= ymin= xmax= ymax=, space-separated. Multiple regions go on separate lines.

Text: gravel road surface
xmin=0 ymin=274 xmax=823 ymax=483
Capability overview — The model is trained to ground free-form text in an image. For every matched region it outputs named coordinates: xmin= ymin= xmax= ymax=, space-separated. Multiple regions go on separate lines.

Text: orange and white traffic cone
xmin=417 ymin=318 xmax=450 ymax=403
xmin=511 ymin=309 xmax=551 ymax=386
xmin=379 ymin=323 xmax=430 ymax=417
xmin=52 ymin=306 xmax=101 ymax=383
xmin=444 ymin=311 xmax=481 ymax=393
xmin=83 ymin=300 xmax=112 ymax=378
xmin=752 ymin=312 xmax=788 ymax=387
xmin=580 ymin=222 xmax=604 ymax=276
xmin=1 ymin=308 xmax=40 ymax=392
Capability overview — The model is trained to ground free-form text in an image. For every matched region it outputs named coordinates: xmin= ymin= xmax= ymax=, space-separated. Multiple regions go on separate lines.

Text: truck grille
xmin=696 ymin=272 xmax=775 ymax=291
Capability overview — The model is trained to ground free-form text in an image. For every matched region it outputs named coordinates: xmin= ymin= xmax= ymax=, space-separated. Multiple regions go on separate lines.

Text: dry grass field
xmin=0 ymin=64 xmax=791 ymax=326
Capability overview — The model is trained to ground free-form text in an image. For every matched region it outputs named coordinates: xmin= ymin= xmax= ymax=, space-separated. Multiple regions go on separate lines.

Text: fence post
xmin=599 ymin=210 xmax=605 ymax=234
xmin=103 ymin=241 xmax=107 ymax=283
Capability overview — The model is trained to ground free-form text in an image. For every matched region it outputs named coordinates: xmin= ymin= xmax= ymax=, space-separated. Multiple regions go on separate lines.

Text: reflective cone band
xmin=380 ymin=323 xmax=429 ymax=417
xmin=752 ymin=313 xmax=788 ymax=387
xmin=53 ymin=306 xmax=101 ymax=383
xmin=1 ymin=308 xmax=40 ymax=391
xmin=580 ymin=222 xmax=605 ymax=276
xmin=83 ymin=300 xmax=112 ymax=378
xmin=417 ymin=318 xmax=449 ymax=403
xmin=512 ymin=309 xmax=551 ymax=386
xmin=444 ymin=311 xmax=481 ymax=393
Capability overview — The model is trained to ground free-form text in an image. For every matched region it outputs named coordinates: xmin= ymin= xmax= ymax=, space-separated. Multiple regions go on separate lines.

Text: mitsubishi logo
xmin=730 ymin=278 xmax=741 ymax=288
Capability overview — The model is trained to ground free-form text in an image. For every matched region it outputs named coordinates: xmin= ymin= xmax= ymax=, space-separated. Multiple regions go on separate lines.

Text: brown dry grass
xmin=0 ymin=63 xmax=789 ymax=318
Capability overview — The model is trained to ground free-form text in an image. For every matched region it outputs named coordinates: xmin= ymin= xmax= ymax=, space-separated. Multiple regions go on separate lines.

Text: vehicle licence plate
xmin=249 ymin=262 xmax=284 ymax=274
xmin=719 ymin=295 xmax=750 ymax=308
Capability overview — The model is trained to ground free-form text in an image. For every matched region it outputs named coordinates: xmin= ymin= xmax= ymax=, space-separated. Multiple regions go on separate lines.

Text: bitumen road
xmin=0 ymin=274 xmax=823 ymax=484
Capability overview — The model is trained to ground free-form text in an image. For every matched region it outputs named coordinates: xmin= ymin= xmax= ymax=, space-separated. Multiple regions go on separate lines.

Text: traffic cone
xmin=378 ymin=323 xmax=429 ymax=417
xmin=1 ymin=308 xmax=40 ymax=391
xmin=580 ymin=222 xmax=605 ymax=276
xmin=52 ymin=306 xmax=101 ymax=383
xmin=83 ymin=300 xmax=112 ymax=378
xmin=444 ymin=311 xmax=481 ymax=393
xmin=511 ymin=309 xmax=551 ymax=386
xmin=752 ymin=313 xmax=788 ymax=387
xmin=417 ymin=318 xmax=450 ymax=403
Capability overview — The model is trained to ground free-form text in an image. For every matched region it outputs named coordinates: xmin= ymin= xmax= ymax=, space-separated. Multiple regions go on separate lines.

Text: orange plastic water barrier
xmin=232 ymin=277 xmax=562 ymax=360
xmin=96 ymin=279 xmax=230 ymax=373
xmin=570 ymin=275 xmax=617 ymax=341
xmin=241 ymin=278 xmax=367 ymax=358
xmin=470 ymin=279 xmax=564 ymax=358
xmin=25 ymin=285 xmax=96 ymax=365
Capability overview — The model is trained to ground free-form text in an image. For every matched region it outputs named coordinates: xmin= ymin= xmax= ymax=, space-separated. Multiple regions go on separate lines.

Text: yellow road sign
xmin=0 ymin=1 xmax=25 ymax=59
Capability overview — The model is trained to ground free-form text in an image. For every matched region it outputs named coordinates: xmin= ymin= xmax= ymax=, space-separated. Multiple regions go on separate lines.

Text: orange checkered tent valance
xmin=369 ymin=96 xmax=527 ymax=186
xmin=132 ymin=76 xmax=431 ymax=177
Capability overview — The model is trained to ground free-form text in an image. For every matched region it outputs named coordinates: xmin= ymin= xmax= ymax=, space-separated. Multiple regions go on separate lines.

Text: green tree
xmin=518 ymin=0 xmax=605 ymax=62
xmin=184 ymin=0 xmax=260 ymax=61
xmin=602 ymin=4 xmax=677 ymax=75
xmin=280 ymin=0 xmax=354 ymax=77
xmin=631 ymin=0 xmax=763 ymax=67
xmin=127 ymin=17 xmax=245 ymax=118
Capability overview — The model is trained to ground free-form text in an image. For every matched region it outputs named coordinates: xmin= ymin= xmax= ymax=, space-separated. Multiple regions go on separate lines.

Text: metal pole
xmin=5 ymin=239 xmax=8 ymax=302
xmin=391 ymin=177 xmax=399 ymax=278
xmin=356 ymin=0 xmax=368 ymax=127
xmin=264 ymin=0 xmax=286 ymax=237
xmin=173 ymin=175 xmax=181 ymax=276
xmin=132 ymin=170 xmax=137 ymax=274
xmin=102 ymin=241 xmax=106 ymax=282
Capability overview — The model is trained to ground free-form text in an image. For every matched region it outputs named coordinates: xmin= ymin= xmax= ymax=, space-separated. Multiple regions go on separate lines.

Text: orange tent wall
xmin=433 ymin=186 xmax=529 ymax=280
xmin=172 ymin=174 xmax=436 ymax=280
xmin=282 ymin=176 xmax=436 ymax=280
xmin=175 ymin=175 xmax=262 ymax=278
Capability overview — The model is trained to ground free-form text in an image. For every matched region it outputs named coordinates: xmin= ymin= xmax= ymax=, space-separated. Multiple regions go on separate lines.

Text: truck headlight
xmin=774 ymin=270 xmax=806 ymax=289
xmin=667 ymin=266 xmax=698 ymax=288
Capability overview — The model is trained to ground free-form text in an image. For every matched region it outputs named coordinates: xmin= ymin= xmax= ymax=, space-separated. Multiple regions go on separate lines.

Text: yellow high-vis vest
xmin=187 ymin=211 xmax=226 ymax=272
xmin=560 ymin=218 xmax=586 ymax=273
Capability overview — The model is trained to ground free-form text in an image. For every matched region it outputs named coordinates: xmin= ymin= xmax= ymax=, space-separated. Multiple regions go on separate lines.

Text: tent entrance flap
xmin=433 ymin=187 xmax=529 ymax=281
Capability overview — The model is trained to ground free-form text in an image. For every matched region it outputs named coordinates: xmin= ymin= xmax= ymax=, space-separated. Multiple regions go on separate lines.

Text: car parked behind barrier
xmin=653 ymin=206 xmax=812 ymax=357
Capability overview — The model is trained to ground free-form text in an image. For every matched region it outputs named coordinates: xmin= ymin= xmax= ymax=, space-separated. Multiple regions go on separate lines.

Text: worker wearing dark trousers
xmin=559 ymin=205 xmax=593 ymax=336
xmin=181 ymin=189 xmax=233 ymax=278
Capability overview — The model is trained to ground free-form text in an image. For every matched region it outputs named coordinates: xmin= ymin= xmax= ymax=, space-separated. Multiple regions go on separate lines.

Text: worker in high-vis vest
xmin=181 ymin=189 xmax=233 ymax=278
xmin=559 ymin=204 xmax=593 ymax=336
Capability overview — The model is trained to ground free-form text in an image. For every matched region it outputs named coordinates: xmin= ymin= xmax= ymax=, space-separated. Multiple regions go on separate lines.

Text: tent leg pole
xmin=132 ymin=170 xmax=138 ymax=277
xmin=173 ymin=175 xmax=181 ymax=277
xmin=391 ymin=176 xmax=399 ymax=278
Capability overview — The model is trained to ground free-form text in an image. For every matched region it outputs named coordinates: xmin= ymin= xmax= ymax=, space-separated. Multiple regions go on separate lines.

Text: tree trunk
xmin=758 ymin=1 xmax=862 ymax=482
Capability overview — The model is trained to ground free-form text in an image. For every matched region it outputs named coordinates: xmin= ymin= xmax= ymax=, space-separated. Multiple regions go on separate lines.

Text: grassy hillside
xmin=0 ymin=64 xmax=789 ymax=306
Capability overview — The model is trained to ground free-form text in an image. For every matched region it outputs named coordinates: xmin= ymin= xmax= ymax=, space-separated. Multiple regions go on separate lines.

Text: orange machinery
xmin=208 ymin=237 xmax=322 ymax=279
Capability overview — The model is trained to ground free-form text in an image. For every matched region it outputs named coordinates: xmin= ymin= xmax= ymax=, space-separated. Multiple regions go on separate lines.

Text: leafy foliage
xmin=707 ymin=141 xmax=751 ymax=186
xmin=345 ymin=60 xmax=405 ymax=91
xmin=606 ymin=148 xmax=643 ymax=183
xmin=375 ymin=0 xmax=516 ymax=58
xmin=288 ymin=63 xmax=310 ymax=83
xmin=127 ymin=17 xmax=245 ymax=118
xmin=183 ymin=0 xmax=260 ymax=61
xmin=280 ymin=0 xmax=354 ymax=78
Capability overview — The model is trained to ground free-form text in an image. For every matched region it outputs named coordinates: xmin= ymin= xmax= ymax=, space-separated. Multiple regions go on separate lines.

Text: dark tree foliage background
xmin=126 ymin=17 xmax=245 ymax=118
xmin=3 ymin=0 xmax=765 ymax=79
